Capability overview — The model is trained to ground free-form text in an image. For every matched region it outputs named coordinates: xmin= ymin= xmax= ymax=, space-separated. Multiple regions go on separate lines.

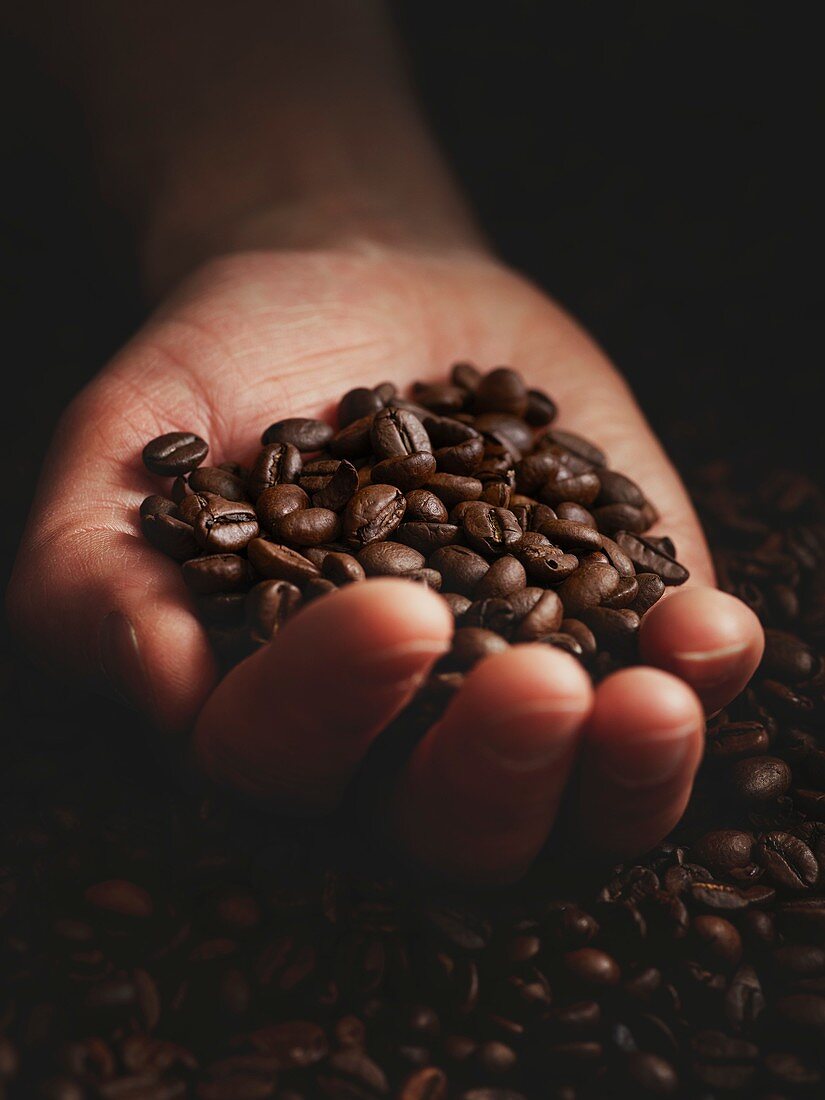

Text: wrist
xmin=141 ymin=176 xmax=486 ymax=300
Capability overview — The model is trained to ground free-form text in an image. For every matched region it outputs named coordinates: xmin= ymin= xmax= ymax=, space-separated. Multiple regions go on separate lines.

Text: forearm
xmin=17 ymin=1 xmax=482 ymax=293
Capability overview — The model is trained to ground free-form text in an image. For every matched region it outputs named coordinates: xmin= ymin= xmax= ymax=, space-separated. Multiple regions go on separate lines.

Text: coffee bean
xmin=513 ymin=590 xmax=563 ymax=641
xmin=320 ymin=552 xmax=366 ymax=586
xmin=371 ymin=407 xmax=431 ymax=459
xmin=756 ymin=832 xmax=819 ymax=891
xmin=276 ymin=507 xmax=341 ymax=547
xmin=338 ymin=387 xmax=384 ymax=427
xmin=396 ymin=522 xmax=462 ymax=555
xmin=313 ymin=460 xmax=360 ymax=512
xmin=329 ymin=414 xmax=375 ymax=459
xmin=540 ymin=469 xmax=601 ymax=507
xmin=516 ymin=533 xmax=578 ymax=584
xmin=343 ymin=485 xmax=406 ymax=547
xmin=731 ymin=756 xmax=792 ymax=803
xmin=175 ymin=490 xmax=210 ymax=525
xmin=628 ymin=572 xmax=666 ymax=615
xmin=532 ymin=517 xmax=603 ymax=552
xmin=761 ymin=629 xmax=815 ymax=682
xmin=474 ymin=413 xmax=533 ymax=455
xmin=450 ymin=361 xmax=481 ymax=391
xmin=247 ymin=580 xmax=302 ymax=642
xmin=558 ymin=562 xmax=621 ymax=616
xmin=247 ymin=539 xmax=320 ymax=585
xmin=140 ymin=494 xmax=177 ymax=519
xmin=247 ymin=443 xmax=302 ymax=499
xmin=423 ymin=414 xmax=480 ymax=448
xmin=256 ymin=484 xmax=310 ymax=534
xmin=357 ymin=543 xmax=425 ymax=577
xmin=596 ymin=470 xmax=647 ymax=508
xmin=142 ymin=431 xmax=209 ymax=476
xmin=462 ymin=505 xmax=522 ymax=556
xmin=194 ymin=496 xmax=260 ymax=552
xmin=706 ymin=721 xmax=770 ymax=761
xmin=85 ymin=879 xmax=153 ymax=918
xmin=474 ymin=556 xmax=526 ymax=599
xmin=462 ymin=597 xmax=516 ymax=635
xmin=405 ymin=490 xmax=449 ymax=524
xmin=411 ymin=382 xmax=467 ymax=414
xmin=524 ymin=388 xmax=557 ymax=427
xmin=613 ymin=531 xmax=689 ymax=584
xmin=582 ymin=607 xmax=640 ymax=650
xmin=594 ymin=502 xmax=655 ymax=534
xmin=424 ymin=474 xmax=483 ymax=509
xmin=441 ymin=627 xmax=509 ymax=672
xmin=776 ymin=993 xmax=825 ymax=1040
xmin=182 ymin=554 xmax=251 ymax=595
xmin=691 ymin=915 xmax=743 ymax=969
xmin=560 ymin=617 xmax=598 ymax=657
xmin=434 ymin=437 xmax=485 ymax=475
xmin=371 ymin=452 xmax=437 ymax=492
xmin=261 ymin=417 xmax=333 ymax=451
xmin=542 ymin=428 xmax=606 ymax=468
xmin=141 ymin=512 xmax=199 ymax=560
xmin=563 ymin=948 xmax=621 ymax=987
xmin=601 ymin=575 xmax=640 ymax=609
xmin=472 ymin=367 xmax=528 ymax=418
xmin=429 ymin=546 xmax=490 ymax=597
xmin=442 ymin=593 xmax=472 ymax=617
xmin=189 ymin=466 xmax=249 ymax=501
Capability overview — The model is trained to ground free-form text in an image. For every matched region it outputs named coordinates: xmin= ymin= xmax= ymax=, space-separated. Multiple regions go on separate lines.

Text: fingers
xmin=640 ymin=586 xmax=764 ymax=714
xmin=390 ymin=645 xmax=594 ymax=885
xmin=193 ymin=579 xmax=452 ymax=814
xmin=575 ymin=667 xmax=705 ymax=856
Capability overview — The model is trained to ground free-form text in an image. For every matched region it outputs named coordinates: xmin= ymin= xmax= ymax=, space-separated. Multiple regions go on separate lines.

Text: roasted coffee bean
xmin=533 ymin=517 xmax=603 ymax=552
xmin=462 ymin=505 xmax=522 ymax=556
xmin=371 ymin=407 xmax=431 ymax=459
xmin=756 ymin=832 xmax=819 ymax=891
xmin=628 ymin=572 xmax=666 ymax=615
xmin=329 ymin=414 xmax=375 ymax=459
xmin=276 ymin=507 xmax=341 ymax=547
xmin=182 ymin=554 xmax=251 ymax=595
xmin=691 ymin=915 xmax=743 ymax=969
xmin=429 ymin=545 xmax=490 ymax=597
xmin=247 ymin=580 xmax=302 ymax=642
xmin=561 ymin=618 xmax=597 ymax=658
xmin=596 ymin=470 xmax=647 ymax=508
xmin=313 ymin=460 xmax=359 ymax=512
xmin=474 ymin=556 xmax=527 ymax=599
xmin=303 ymin=577 xmax=338 ymax=602
xmin=594 ymin=502 xmax=655 ymax=534
xmin=582 ymin=607 xmax=640 ymax=650
xmin=142 ymin=431 xmax=209 ymax=476
xmin=601 ymin=575 xmax=640 ymax=609
xmin=424 ymin=473 xmax=483 ymax=509
xmin=540 ymin=468 xmax=601 ymax=507
xmin=514 ymin=590 xmax=564 ymax=641
xmin=450 ymin=361 xmax=481 ymax=391
xmin=141 ymin=512 xmax=199 ymax=560
xmin=338 ymin=387 xmax=384 ymax=427
xmin=558 ymin=562 xmax=621 ymax=616
xmin=554 ymin=501 xmax=597 ymax=527
xmin=462 ymin=597 xmax=516 ymax=635
xmin=515 ymin=453 xmax=560 ymax=496
xmin=247 ymin=539 xmax=320 ymax=585
xmin=262 ymin=417 xmax=333 ymax=451
xmin=247 ymin=443 xmax=302 ymax=498
xmin=140 ymin=494 xmax=177 ymax=519
xmin=472 ymin=367 xmax=528 ymax=418
xmin=396 ymin=522 xmax=462 ymax=555
xmin=761 ymin=629 xmax=815 ymax=682
xmin=543 ymin=428 xmax=606 ymax=468
xmin=194 ymin=496 xmax=260 ymax=552
xmin=434 ymin=437 xmax=485 ymax=475
xmin=406 ymin=568 xmax=443 ymax=590
xmin=256 ymin=484 xmax=310 ymax=534
xmin=524 ymin=388 xmax=557 ymax=427
xmin=442 ymin=593 xmax=472 ymax=617
xmin=405 ymin=489 xmax=449 ymax=523
xmin=693 ymin=830 xmax=756 ymax=875
xmin=731 ymin=756 xmax=792 ymax=803
xmin=480 ymin=480 xmax=512 ymax=508
xmin=423 ymin=414 xmax=480 ymax=447
xmin=357 ymin=542 xmax=425 ymax=577
xmin=706 ymin=721 xmax=770 ymax=761
xmin=474 ymin=413 xmax=533 ymax=455
xmin=175 ymin=490 xmax=211 ymax=525
xmin=443 ymin=627 xmax=508 ymax=671
xmin=200 ymin=590 xmax=251 ymax=627
xmin=371 ymin=452 xmax=436 ymax=491
xmin=613 ymin=531 xmax=690 ymax=584
xmin=541 ymin=632 xmax=583 ymax=658
xmin=344 ymin=485 xmax=406 ymax=546
xmin=321 ymin=552 xmax=366 ymax=586
xmin=411 ymin=382 xmax=467 ymax=414
xmin=189 ymin=466 xmax=249 ymax=501
xmin=516 ymin=533 xmax=578 ymax=584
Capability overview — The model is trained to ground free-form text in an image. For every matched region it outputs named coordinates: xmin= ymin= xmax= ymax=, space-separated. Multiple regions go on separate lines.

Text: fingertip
xmin=640 ymin=585 xmax=764 ymax=712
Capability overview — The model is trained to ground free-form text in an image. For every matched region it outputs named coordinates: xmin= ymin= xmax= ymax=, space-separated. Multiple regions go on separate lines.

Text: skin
xmin=6 ymin=1 xmax=763 ymax=885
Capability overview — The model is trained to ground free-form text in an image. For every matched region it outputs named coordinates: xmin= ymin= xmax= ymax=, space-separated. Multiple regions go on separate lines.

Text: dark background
xmin=0 ymin=1 xmax=822 ymax=591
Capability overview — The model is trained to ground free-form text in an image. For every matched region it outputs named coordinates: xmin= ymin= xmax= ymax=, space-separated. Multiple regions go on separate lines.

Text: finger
xmin=575 ymin=666 xmax=704 ymax=856
xmin=640 ymin=586 xmax=764 ymax=715
xmin=391 ymin=645 xmax=593 ymax=885
xmin=193 ymin=579 xmax=453 ymax=814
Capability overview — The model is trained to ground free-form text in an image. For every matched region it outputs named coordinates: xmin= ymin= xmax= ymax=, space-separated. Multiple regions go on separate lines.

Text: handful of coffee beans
xmin=139 ymin=364 xmax=688 ymax=682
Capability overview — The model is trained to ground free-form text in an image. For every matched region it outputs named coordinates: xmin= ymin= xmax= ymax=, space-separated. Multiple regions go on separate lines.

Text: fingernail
xmin=480 ymin=700 xmax=584 ymax=772
xmin=99 ymin=611 xmax=150 ymax=715
xmin=599 ymin=722 xmax=697 ymax=789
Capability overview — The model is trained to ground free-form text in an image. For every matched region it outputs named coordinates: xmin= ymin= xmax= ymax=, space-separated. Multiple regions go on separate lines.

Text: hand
xmin=7 ymin=244 xmax=763 ymax=883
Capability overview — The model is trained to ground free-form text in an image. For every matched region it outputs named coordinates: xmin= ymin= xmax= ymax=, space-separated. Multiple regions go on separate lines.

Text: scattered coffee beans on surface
xmin=137 ymin=365 xmax=688 ymax=681
xmin=3 ymin=381 xmax=825 ymax=1098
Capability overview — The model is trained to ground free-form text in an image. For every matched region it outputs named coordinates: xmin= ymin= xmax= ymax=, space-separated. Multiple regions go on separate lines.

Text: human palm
xmin=8 ymin=246 xmax=763 ymax=883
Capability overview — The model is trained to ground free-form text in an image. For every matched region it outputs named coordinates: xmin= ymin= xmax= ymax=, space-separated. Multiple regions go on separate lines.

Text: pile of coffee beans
xmin=2 ymin=392 xmax=824 ymax=1098
xmin=137 ymin=364 xmax=689 ymax=680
